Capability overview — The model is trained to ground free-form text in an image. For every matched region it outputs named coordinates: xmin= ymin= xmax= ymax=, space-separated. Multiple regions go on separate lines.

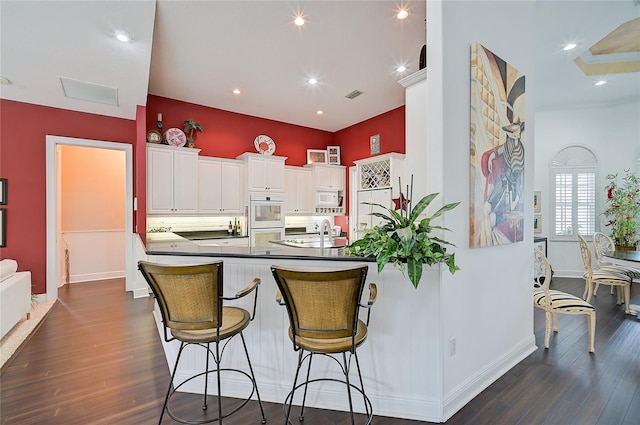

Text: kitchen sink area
xmin=270 ymin=236 xmax=348 ymax=249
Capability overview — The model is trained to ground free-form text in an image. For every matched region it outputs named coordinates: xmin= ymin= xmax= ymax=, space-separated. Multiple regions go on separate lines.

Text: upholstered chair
xmin=271 ymin=264 xmax=376 ymax=425
xmin=138 ymin=261 xmax=266 ymax=425
xmin=533 ymin=247 xmax=596 ymax=353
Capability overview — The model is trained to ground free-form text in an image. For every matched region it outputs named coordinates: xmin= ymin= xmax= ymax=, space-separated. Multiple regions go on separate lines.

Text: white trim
xmin=46 ymin=135 xmax=133 ymax=301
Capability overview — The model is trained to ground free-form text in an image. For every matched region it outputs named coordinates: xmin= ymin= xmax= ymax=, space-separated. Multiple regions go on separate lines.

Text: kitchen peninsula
xmin=144 ymin=234 xmax=450 ymax=422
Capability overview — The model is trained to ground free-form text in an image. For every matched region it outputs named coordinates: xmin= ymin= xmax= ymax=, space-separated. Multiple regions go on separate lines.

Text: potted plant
xmin=182 ymin=119 xmax=203 ymax=148
xmin=346 ymin=177 xmax=460 ymax=288
xmin=603 ymin=169 xmax=640 ymax=249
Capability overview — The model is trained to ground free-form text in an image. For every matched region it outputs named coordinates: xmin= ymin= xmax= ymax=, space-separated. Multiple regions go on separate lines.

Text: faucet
xmin=319 ymin=219 xmax=334 ymax=249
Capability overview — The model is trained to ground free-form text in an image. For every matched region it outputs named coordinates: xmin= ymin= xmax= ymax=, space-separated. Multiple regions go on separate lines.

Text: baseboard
xmin=69 ymin=270 xmax=125 ymax=283
xmin=441 ymin=334 xmax=537 ymax=422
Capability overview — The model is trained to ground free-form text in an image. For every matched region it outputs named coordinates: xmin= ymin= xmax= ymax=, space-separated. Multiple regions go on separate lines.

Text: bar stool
xmin=138 ymin=260 xmax=266 ymax=425
xmin=271 ymin=264 xmax=376 ymax=425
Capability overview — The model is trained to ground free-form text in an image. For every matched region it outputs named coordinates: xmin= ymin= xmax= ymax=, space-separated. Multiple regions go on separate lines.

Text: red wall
xmin=146 ymin=96 xmax=334 ymax=166
xmin=0 ymin=96 xmax=405 ymax=294
xmin=0 ymin=99 xmax=136 ymax=294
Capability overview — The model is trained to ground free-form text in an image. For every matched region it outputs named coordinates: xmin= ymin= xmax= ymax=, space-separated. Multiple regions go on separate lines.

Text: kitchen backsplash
xmin=147 ymin=215 xmax=334 ymax=234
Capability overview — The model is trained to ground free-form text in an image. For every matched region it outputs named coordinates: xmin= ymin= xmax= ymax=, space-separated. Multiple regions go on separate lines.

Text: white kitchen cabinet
xmin=353 ymin=188 xmax=392 ymax=241
xmin=354 ymin=153 xmax=405 ymax=193
xmin=307 ymin=163 xmax=346 ymax=190
xmin=147 ymin=145 xmax=201 ymax=214
xmin=198 ymin=157 xmax=243 ymax=214
xmin=237 ymin=152 xmax=287 ymax=192
xmin=284 ymin=166 xmax=313 ymax=214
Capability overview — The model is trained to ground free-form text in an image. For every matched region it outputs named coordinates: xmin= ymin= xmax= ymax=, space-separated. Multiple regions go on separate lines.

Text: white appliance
xmin=354 ymin=188 xmax=391 ymax=241
xmin=316 ymin=190 xmax=340 ymax=207
xmin=249 ymin=195 xmax=285 ymax=247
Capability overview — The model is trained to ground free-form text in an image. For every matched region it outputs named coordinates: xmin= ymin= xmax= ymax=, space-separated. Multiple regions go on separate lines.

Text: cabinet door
xmin=266 ymin=158 xmax=285 ymax=191
xmin=330 ymin=166 xmax=345 ymax=190
xmin=284 ymin=168 xmax=298 ymax=213
xmin=172 ymin=150 xmax=199 ymax=213
xmin=246 ymin=156 xmax=268 ymax=191
xmin=219 ymin=161 xmax=243 ymax=213
xmin=296 ymin=169 xmax=313 ymax=213
xmin=354 ymin=189 xmax=391 ymax=240
xmin=147 ymin=147 xmax=175 ymax=213
xmin=314 ymin=164 xmax=345 ymax=190
xmin=198 ymin=159 xmax=222 ymax=212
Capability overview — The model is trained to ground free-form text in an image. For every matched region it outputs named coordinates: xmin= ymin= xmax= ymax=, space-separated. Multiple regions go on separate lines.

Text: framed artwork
xmin=0 ymin=178 xmax=6 ymax=205
xmin=469 ymin=43 xmax=526 ymax=248
xmin=534 ymin=191 xmax=541 ymax=213
xmin=534 ymin=214 xmax=542 ymax=234
xmin=0 ymin=208 xmax=5 ymax=247
xmin=307 ymin=149 xmax=327 ymax=164
xmin=327 ymin=145 xmax=341 ymax=165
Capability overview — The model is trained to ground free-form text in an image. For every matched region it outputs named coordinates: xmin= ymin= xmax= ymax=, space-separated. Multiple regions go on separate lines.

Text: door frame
xmin=45 ymin=135 xmax=133 ymax=301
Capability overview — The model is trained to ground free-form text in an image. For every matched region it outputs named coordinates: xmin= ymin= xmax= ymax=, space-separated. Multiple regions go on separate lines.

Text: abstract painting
xmin=469 ymin=43 xmax=526 ymax=248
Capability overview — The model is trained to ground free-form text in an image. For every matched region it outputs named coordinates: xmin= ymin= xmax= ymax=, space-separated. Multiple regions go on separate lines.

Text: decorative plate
xmin=164 ymin=128 xmax=187 ymax=147
xmin=146 ymin=129 xmax=162 ymax=144
xmin=254 ymin=135 xmax=276 ymax=155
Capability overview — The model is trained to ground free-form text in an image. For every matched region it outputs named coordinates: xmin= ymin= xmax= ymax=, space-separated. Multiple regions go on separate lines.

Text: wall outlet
xmin=449 ymin=338 xmax=456 ymax=356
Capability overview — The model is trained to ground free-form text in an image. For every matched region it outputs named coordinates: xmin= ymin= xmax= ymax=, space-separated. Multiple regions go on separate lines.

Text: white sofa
xmin=1 ymin=259 xmax=32 ymax=339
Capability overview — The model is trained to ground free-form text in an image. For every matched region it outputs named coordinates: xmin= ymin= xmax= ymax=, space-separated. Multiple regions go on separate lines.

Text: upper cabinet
xmin=147 ymin=145 xmax=201 ymax=214
xmin=198 ymin=157 xmax=243 ymax=214
xmin=284 ymin=166 xmax=313 ymax=214
xmin=237 ymin=153 xmax=287 ymax=192
xmin=354 ymin=153 xmax=405 ymax=194
xmin=306 ymin=163 xmax=346 ymax=191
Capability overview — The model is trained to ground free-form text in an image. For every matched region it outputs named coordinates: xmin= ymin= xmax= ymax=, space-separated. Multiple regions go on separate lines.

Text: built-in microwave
xmin=316 ymin=190 xmax=340 ymax=207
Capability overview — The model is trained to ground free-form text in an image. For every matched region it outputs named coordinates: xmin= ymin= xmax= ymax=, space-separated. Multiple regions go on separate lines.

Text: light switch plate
xmin=370 ymin=134 xmax=380 ymax=155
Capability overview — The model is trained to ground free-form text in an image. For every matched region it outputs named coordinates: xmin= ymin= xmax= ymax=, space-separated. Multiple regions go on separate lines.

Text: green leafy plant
xmin=346 ymin=178 xmax=460 ymax=288
xmin=603 ymin=169 xmax=640 ymax=248
xmin=182 ymin=119 xmax=203 ymax=146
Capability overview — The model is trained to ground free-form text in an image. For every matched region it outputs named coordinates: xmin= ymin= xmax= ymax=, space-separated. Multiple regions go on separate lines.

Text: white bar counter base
xmin=145 ymin=252 xmax=533 ymax=422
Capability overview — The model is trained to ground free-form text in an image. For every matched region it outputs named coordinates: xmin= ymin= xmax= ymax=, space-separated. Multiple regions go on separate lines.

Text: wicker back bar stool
xmin=138 ymin=261 xmax=266 ymax=425
xmin=271 ymin=264 xmax=376 ymax=425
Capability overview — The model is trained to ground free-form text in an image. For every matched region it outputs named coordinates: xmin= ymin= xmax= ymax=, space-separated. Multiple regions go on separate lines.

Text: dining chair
xmin=578 ymin=235 xmax=632 ymax=314
xmin=533 ymin=247 xmax=596 ymax=352
xmin=271 ymin=264 xmax=376 ymax=425
xmin=592 ymin=232 xmax=640 ymax=296
xmin=138 ymin=261 xmax=266 ymax=425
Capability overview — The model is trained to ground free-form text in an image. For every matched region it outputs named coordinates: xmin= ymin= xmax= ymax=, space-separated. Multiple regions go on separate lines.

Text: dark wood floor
xmin=1 ymin=277 xmax=638 ymax=425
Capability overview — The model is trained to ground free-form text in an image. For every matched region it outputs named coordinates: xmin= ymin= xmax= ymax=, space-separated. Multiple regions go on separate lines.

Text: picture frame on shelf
xmin=0 ymin=178 xmax=6 ymax=205
xmin=534 ymin=214 xmax=542 ymax=233
xmin=0 ymin=208 xmax=6 ymax=247
xmin=534 ymin=190 xmax=541 ymax=213
xmin=307 ymin=149 xmax=327 ymax=164
xmin=327 ymin=145 xmax=341 ymax=165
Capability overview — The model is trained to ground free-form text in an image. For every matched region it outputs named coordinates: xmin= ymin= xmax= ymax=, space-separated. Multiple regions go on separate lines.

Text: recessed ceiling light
xmin=294 ymin=15 xmax=305 ymax=26
xmin=316 ymin=110 xmax=323 ymax=115
xmin=0 ymin=76 xmax=11 ymax=85
xmin=397 ymin=9 xmax=409 ymax=19
xmin=233 ymin=88 xmax=241 ymax=94
xmin=397 ymin=65 xmax=407 ymax=73
xmin=594 ymin=80 xmax=607 ymax=86
xmin=563 ymin=43 xmax=577 ymax=51
xmin=114 ymin=29 xmax=132 ymax=43
xmin=308 ymin=78 xmax=317 ymax=85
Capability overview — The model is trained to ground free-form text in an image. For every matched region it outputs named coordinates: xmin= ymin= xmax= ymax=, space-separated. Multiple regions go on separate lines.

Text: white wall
xmin=426 ymin=1 xmax=537 ymax=419
xmin=535 ymin=101 xmax=640 ymax=276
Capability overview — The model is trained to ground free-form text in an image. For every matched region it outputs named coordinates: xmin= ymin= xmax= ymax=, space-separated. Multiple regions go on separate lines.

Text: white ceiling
xmin=1 ymin=1 xmax=638 ymax=133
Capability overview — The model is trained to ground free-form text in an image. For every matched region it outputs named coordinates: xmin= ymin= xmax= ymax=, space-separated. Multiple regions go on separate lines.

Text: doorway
xmin=45 ymin=136 xmax=133 ymax=302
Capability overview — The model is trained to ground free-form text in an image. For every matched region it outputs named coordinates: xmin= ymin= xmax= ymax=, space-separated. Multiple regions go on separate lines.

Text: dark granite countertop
xmin=173 ymin=230 xmax=248 ymax=240
xmin=605 ymin=250 xmax=640 ymax=263
xmin=146 ymin=239 xmax=370 ymax=262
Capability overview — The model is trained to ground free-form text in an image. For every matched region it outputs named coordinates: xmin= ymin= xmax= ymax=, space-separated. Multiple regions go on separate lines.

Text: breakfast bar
xmin=145 ymin=235 xmax=449 ymax=422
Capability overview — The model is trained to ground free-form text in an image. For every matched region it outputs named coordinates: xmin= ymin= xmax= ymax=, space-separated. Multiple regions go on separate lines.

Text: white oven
xmin=249 ymin=195 xmax=285 ymax=246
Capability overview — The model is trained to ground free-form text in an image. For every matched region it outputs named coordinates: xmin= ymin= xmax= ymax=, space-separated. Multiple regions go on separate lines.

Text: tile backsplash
xmin=147 ymin=215 xmax=334 ymax=234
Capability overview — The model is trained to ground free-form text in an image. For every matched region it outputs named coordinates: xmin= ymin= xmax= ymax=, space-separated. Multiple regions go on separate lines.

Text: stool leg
xmin=160 ymin=342 xmax=185 ymax=425
xmin=286 ymin=350 xmax=304 ymax=424
xmin=240 ymin=332 xmax=266 ymax=424
xmin=299 ymin=353 xmax=313 ymax=421
xmin=342 ymin=352 xmax=355 ymax=425
xmin=216 ymin=340 xmax=223 ymax=424
xmin=203 ymin=342 xmax=210 ymax=410
xmin=354 ymin=351 xmax=371 ymax=420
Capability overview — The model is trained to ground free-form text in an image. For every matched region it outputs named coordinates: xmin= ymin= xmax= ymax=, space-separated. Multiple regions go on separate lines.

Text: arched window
xmin=550 ymin=145 xmax=598 ymax=240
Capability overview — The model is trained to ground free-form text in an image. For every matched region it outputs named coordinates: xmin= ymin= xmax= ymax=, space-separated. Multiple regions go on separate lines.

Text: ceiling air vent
xmin=345 ymin=90 xmax=363 ymax=100
xmin=60 ymin=77 xmax=119 ymax=106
